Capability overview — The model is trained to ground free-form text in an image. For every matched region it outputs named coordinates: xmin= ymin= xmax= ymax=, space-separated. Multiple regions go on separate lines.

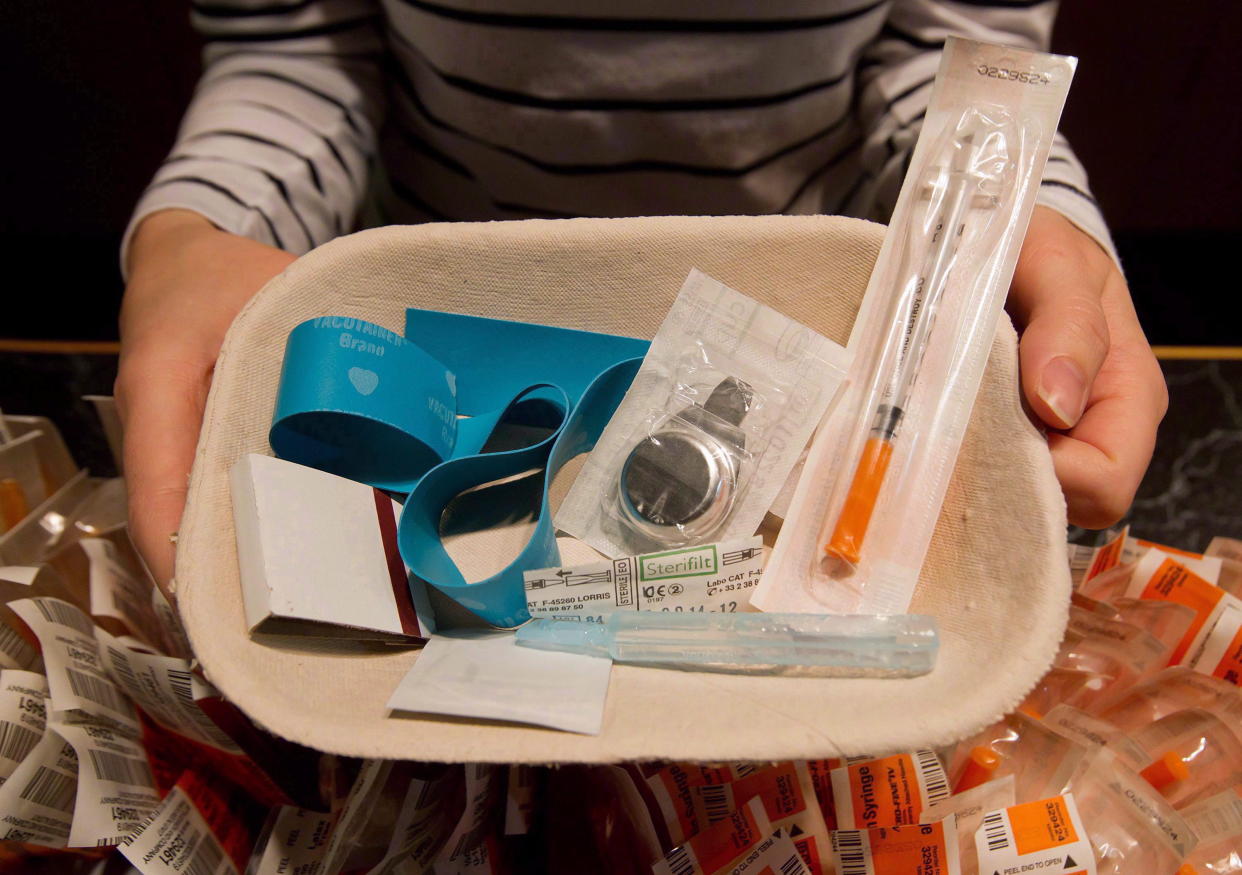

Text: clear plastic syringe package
xmin=756 ymin=37 xmax=1078 ymax=616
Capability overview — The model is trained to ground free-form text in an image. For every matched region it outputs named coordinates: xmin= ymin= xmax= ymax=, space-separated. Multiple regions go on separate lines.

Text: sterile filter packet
xmin=755 ymin=37 xmax=1077 ymax=615
xmin=557 ymin=269 xmax=850 ymax=558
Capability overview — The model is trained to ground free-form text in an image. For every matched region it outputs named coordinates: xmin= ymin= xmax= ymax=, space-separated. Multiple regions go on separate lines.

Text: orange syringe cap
xmin=954 ymin=745 xmax=1001 ymax=794
xmin=1140 ymin=751 xmax=1190 ymax=792
xmin=825 ymin=437 xmax=894 ymax=565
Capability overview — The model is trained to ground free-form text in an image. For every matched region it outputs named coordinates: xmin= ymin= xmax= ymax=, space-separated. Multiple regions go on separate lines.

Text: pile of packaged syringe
xmin=2 ymin=406 xmax=1241 ymax=874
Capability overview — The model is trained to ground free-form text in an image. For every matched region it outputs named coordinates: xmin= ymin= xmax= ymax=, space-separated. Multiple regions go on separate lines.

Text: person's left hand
xmin=1007 ymin=205 xmax=1168 ymax=529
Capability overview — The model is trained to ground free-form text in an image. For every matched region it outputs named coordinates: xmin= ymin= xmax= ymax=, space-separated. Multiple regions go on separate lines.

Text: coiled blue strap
xmin=270 ymin=312 xmax=648 ymax=627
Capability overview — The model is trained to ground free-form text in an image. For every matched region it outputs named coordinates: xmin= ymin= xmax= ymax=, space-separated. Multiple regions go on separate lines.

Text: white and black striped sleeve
xmin=853 ymin=0 xmax=1117 ymax=263
xmin=122 ymin=0 xmax=387 ymax=267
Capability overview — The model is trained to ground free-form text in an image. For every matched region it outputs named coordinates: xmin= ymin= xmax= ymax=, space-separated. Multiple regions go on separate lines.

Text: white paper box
xmin=230 ymin=454 xmax=434 ymax=641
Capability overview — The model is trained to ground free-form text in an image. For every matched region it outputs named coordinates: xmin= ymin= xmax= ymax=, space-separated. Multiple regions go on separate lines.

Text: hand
xmin=115 ymin=210 xmax=296 ymax=596
xmin=1008 ymin=206 xmax=1168 ymax=529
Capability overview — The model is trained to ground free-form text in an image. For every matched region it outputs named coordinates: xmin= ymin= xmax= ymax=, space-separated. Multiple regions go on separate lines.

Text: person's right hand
xmin=116 ymin=209 xmax=296 ymax=597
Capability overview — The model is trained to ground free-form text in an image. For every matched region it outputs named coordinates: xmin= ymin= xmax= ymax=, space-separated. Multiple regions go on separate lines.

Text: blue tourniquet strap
xmin=269 ymin=311 xmax=648 ymax=627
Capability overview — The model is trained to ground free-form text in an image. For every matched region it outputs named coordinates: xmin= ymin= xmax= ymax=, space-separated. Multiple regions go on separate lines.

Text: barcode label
xmin=700 ymin=783 xmax=732 ymax=823
xmin=168 ymin=669 xmax=194 ymax=704
xmin=0 ymin=721 xmax=40 ymax=764
xmin=88 ymin=750 xmax=154 ymax=788
xmin=915 ymin=749 xmax=950 ymax=803
xmin=186 ymin=834 xmax=226 ymax=875
xmin=780 ymin=855 xmax=805 ymax=875
xmin=980 ymin=811 xmax=1010 ymax=851
xmin=832 ymin=830 xmax=870 ymax=875
xmin=66 ymin=668 xmax=128 ymax=715
xmin=19 ymin=765 xmax=76 ymax=811
xmin=733 ymin=763 xmax=758 ymax=779
xmin=663 ymin=845 xmax=695 ymax=875
xmin=106 ymin=646 xmax=140 ymax=692
xmin=0 ymin=623 xmax=35 ymax=666
xmin=33 ymin=599 xmax=94 ymax=635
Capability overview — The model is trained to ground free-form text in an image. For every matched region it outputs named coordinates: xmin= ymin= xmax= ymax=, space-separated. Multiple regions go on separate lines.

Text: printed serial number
xmin=976 ymin=65 xmax=1050 ymax=85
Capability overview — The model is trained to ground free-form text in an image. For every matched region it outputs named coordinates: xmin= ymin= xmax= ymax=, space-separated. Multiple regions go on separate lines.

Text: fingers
xmin=1010 ymin=209 xmax=1113 ymax=430
xmin=1010 ymin=207 xmax=1168 ymax=529
xmin=115 ymin=349 xmax=213 ymax=599
xmin=1046 ymin=269 xmax=1168 ymax=528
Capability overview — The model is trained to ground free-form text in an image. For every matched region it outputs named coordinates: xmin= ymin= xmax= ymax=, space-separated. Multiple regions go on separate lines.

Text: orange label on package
xmin=831 ymin=821 xmax=961 ymax=875
xmin=831 ymin=750 xmax=950 ymax=829
xmin=1134 ymin=555 xmax=1224 ymax=664
xmin=976 ymin=794 xmax=1096 ymax=875
xmin=1135 ymin=539 xmax=1203 ymax=560
xmin=1192 ymin=601 xmax=1242 ymax=685
xmin=653 ymin=797 xmax=771 ymax=875
xmin=688 ymin=762 xmax=830 ymax=873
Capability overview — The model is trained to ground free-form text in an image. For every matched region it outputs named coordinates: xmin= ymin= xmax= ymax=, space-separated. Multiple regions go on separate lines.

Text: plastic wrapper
xmin=757 ymin=37 xmax=1077 ymax=617
xmin=1039 ymin=704 xmax=1150 ymax=770
xmin=920 ymin=776 xmax=1014 ymax=875
xmin=1063 ymin=749 xmax=1197 ymax=874
xmin=558 ymin=269 xmax=849 ymax=557
xmin=1077 ymin=560 xmax=1136 ymax=604
xmin=1111 ymin=597 xmax=1198 ymax=660
xmin=1180 ymin=787 xmax=1242 ymax=874
xmin=1129 ymin=709 xmax=1242 ymax=809
xmin=1018 ymin=666 xmax=1104 ymax=719
xmin=1096 ymin=666 xmax=1242 ymax=732
xmin=1051 ymin=626 xmax=1155 ymax=713
xmin=946 ymin=712 xmax=1086 ymax=802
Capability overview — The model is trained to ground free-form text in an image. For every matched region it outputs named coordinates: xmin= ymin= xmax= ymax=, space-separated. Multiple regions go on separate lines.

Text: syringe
xmin=824 ymin=129 xmax=990 ymax=566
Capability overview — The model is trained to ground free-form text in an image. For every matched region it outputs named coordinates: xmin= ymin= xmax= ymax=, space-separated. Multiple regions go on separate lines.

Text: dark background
xmin=3 ymin=2 xmax=1240 ymax=344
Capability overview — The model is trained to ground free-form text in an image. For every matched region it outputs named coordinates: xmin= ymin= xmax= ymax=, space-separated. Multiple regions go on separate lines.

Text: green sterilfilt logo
xmin=639 ymin=544 xmax=719 ymax=581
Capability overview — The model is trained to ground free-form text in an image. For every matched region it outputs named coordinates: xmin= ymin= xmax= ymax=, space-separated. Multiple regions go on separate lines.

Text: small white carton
xmin=230 ymin=454 xmax=434 ymax=641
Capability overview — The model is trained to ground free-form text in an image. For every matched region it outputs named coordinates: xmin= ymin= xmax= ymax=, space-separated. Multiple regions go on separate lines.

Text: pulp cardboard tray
xmin=178 ymin=215 xmax=1070 ymax=763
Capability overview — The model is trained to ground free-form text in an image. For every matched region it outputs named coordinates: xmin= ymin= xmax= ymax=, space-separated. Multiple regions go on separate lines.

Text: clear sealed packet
xmin=1101 ymin=548 xmax=1242 ymax=668
xmin=1129 ymin=709 xmax=1242 ymax=809
xmin=1040 ymin=704 xmax=1150 ymax=771
xmin=1207 ymin=536 xmax=1242 ymax=563
xmin=920 ymin=776 xmax=1014 ymax=875
xmin=557 ymin=269 xmax=850 ymax=558
xmin=946 ymin=712 xmax=1087 ymax=800
xmin=756 ymin=37 xmax=1077 ymax=615
xmin=1051 ymin=609 xmax=1171 ymax=712
xmin=1181 ymin=787 xmax=1242 ymax=874
xmin=1096 ymin=667 xmax=1242 ymax=733
xmin=1019 ymin=667 xmax=1105 ymax=720
xmin=1111 ymin=598 xmax=1197 ymax=661
xmin=1058 ymin=749 xmax=1197 ymax=874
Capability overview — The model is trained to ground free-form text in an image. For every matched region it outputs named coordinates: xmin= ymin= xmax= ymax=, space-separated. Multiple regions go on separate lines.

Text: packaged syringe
xmin=755 ymin=36 xmax=1078 ymax=615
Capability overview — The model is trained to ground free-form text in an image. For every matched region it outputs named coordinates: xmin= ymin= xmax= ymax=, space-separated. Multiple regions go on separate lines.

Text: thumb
xmin=1010 ymin=213 xmax=1112 ymax=430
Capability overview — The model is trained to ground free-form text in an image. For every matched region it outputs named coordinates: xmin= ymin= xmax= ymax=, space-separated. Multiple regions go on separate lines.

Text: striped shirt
xmin=125 ymin=0 xmax=1114 ymax=263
